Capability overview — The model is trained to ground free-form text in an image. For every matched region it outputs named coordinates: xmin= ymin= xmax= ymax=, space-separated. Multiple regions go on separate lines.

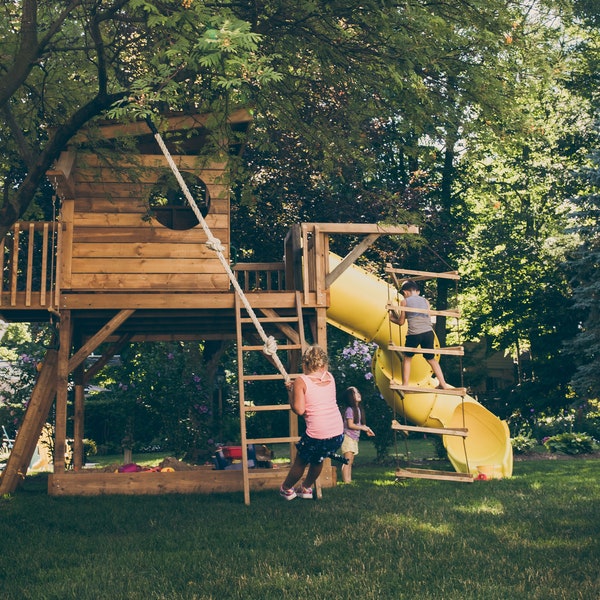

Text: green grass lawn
xmin=1 ymin=442 xmax=599 ymax=599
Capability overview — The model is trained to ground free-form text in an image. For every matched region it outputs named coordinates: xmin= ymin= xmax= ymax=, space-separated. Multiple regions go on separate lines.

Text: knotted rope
xmin=146 ymin=118 xmax=290 ymax=384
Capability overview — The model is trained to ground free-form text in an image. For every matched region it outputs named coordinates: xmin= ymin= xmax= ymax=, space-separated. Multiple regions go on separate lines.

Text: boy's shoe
xmin=296 ymin=486 xmax=313 ymax=499
xmin=279 ymin=485 xmax=297 ymax=501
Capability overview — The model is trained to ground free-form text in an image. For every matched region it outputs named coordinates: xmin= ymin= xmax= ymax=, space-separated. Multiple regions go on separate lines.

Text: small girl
xmin=340 ymin=386 xmax=374 ymax=483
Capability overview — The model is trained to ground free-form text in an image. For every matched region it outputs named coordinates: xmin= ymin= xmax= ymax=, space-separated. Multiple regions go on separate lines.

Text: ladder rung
xmin=388 ymin=344 xmax=464 ymax=356
xmin=243 ymin=404 xmax=291 ymax=412
xmin=389 ymin=382 xmax=467 ymax=396
xmin=239 ymin=316 xmax=300 ymax=324
xmin=395 ymin=467 xmax=474 ymax=482
xmin=246 ymin=436 xmax=299 ymax=445
xmin=241 ymin=344 xmax=303 ymax=351
xmin=242 ymin=374 xmax=287 ymax=381
xmin=386 ymin=303 xmax=460 ymax=318
xmin=391 ymin=420 xmax=468 ymax=437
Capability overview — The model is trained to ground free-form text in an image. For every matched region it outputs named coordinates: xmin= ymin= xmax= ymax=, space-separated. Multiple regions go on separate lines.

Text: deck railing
xmin=232 ymin=262 xmax=286 ymax=291
xmin=0 ymin=221 xmax=288 ymax=311
xmin=0 ymin=221 xmax=60 ymax=309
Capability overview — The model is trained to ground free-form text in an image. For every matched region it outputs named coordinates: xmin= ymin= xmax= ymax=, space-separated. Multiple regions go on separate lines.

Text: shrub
xmin=543 ymin=432 xmax=598 ymax=455
xmin=511 ymin=434 xmax=537 ymax=454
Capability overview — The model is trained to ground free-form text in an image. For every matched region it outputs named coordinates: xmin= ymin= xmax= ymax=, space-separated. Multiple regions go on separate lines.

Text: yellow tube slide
xmin=326 ymin=253 xmax=513 ymax=478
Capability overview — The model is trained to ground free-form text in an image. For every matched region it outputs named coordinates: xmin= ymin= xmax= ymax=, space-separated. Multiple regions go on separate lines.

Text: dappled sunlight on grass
xmin=371 ymin=512 xmax=452 ymax=535
xmin=2 ymin=455 xmax=599 ymax=599
xmin=454 ymin=498 xmax=505 ymax=516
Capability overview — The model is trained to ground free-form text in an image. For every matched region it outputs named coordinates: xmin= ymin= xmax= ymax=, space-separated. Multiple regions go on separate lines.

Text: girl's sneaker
xmin=296 ymin=486 xmax=313 ymax=499
xmin=279 ymin=485 xmax=297 ymax=501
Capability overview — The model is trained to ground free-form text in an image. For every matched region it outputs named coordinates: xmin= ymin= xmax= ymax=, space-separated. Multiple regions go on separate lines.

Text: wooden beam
xmin=0 ymin=350 xmax=58 ymax=495
xmin=391 ymin=420 xmax=468 ymax=437
xmin=311 ymin=223 xmax=420 ymax=235
xmin=385 ymin=266 xmax=459 ymax=280
xmin=395 ymin=468 xmax=474 ymax=482
xmin=68 ymin=310 xmax=135 ymax=372
xmin=389 ymin=381 xmax=467 ymax=396
xmin=386 ymin=303 xmax=460 ymax=318
xmin=388 ymin=343 xmax=464 ymax=356
xmin=83 ymin=334 xmax=133 ymax=384
xmin=325 ymin=233 xmax=380 ymax=288
xmin=55 ymin=311 xmax=72 ymax=472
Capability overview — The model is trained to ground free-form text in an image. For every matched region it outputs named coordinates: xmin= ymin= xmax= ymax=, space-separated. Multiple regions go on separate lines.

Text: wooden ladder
xmin=235 ymin=291 xmax=307 ymax=504
xmin=386 ymin=264 xmax=473 ymax=482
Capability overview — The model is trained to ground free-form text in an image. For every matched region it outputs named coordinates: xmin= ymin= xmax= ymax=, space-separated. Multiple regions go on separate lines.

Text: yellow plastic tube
xmin=326 ymin=253 xmax=513 ymax=477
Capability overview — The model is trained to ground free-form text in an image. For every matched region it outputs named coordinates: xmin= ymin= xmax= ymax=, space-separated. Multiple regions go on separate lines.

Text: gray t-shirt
xmin=405 ymin=295 xmax=432 ymax=335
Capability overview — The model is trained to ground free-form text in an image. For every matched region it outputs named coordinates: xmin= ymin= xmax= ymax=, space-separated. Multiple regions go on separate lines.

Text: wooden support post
xmin=73 ymin=328 xmax=85 ymax=472
xmin=55 ymin=310 xmax=72 ymax=473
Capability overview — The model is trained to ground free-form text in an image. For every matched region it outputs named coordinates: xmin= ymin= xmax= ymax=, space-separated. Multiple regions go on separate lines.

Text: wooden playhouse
xmin=0 ymin=110 xmax=414 ymax=503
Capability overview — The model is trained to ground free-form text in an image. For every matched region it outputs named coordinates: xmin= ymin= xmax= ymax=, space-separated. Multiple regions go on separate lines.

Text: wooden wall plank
xmin=68 ymin=273 xmax=231 ymax=290
xmin=71 ymin=227 xmax=229 ymax=243
xmin=73 ymin=197 xmax=229 ymax=213
xmin=70 ymin=257 xmax=226 ymax=274
xmin=72 ymin=242 xmax=224 ymax=259
xmin=71 ymin=213 xmax=228 ymax=228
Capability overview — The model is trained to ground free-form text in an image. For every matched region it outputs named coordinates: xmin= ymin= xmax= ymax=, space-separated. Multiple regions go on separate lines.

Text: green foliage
xmin=564 ymin=121 xmax=600 ymax=400
xmin=543 ymin=432 xmax=598 ymax=455
xmin=511 ymin=434 xmax=538 ymax=454
xmin=0 ymin=324 xmax=53 ymax=434
xmin=91 ymin=342 xmax=216 ymax=462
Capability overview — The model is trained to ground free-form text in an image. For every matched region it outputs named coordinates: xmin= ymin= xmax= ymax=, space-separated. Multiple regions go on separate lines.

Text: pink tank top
xmin=299 ymin=372 xmax=344 ymax=439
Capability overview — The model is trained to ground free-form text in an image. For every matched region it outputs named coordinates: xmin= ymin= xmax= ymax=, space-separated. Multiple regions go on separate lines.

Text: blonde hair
xmin=302 ymin=345 xmax=329 ymax=374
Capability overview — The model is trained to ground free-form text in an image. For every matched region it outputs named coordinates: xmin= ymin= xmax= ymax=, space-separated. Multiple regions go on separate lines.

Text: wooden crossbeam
xmin=391 ymin=420 xmax=468 ymax=437
xmin=243 ymin=404 xmax=291 ymax=412
xmin=389 ymin=381 xmax=467 ymax=396
xmin=386 ymin=303 xmax=460 ymax=319
xmin=388 ymin=343 xmax=464 ymax=356
xmin=385 ymin=265 xmax=460 ymax=280
xmin=395 ymin=468 xmax=474 ymax=482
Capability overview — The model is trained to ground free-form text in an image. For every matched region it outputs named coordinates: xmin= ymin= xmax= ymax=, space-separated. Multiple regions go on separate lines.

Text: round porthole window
xmin=148 ymin=171 xmax=210 ymax=230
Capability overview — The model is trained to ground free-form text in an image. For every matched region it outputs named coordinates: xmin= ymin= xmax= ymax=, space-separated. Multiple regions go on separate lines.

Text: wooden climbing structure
xmin=0 ymin=109 xmax=417 ymax=502
xmin=385 ymin=264 xmax=474 ymax=483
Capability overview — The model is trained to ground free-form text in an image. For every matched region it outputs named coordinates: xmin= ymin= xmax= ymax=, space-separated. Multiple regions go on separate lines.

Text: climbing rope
xmin=145 ymin=118 xmax=290 ymax=384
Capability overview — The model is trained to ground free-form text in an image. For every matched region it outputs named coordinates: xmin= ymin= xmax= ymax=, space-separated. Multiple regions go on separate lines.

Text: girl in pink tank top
xmin=279 ymin=345 xmax=343 ymax=501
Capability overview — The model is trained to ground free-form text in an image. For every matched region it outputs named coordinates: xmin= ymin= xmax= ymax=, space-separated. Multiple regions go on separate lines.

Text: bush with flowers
xmin=87 ymin=341 xmax=217 ymax=462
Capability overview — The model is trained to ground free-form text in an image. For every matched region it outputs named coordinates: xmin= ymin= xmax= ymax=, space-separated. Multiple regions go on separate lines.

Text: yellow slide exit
xmin=326 ymin=254 xmax=513 ymax=478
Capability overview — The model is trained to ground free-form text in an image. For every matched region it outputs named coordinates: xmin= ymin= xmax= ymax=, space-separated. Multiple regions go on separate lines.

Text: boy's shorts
xmin=341 ymin=435 xmax=359 ymax=456
xmin=404 ymin=330 xmax=435 ymax=360
xmin=296 ymin=433 xmax=344 ymax=465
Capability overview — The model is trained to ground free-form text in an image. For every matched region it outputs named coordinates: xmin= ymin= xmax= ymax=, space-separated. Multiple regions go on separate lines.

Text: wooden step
xmin=391 ymin=420 xmax=468 ymax=437
xmin=388 ymin=343 xmax=464 ymax=356
xmin=239 ymin=316 xmax=300 ymax=324
xmin=242 ymin=404 xmax=292 ymax=413
xmin=246 ymin=436 xmax=299 ymax=445
xmin=395 ymin=467 xmax=474 ymax=482
xmin=241 ymin=373 xmax=288 ymax=381
xmin=241 ymin=343 xmax=303 ymax=351
xmin=389 ymin=381 xmax=467 ymax=396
